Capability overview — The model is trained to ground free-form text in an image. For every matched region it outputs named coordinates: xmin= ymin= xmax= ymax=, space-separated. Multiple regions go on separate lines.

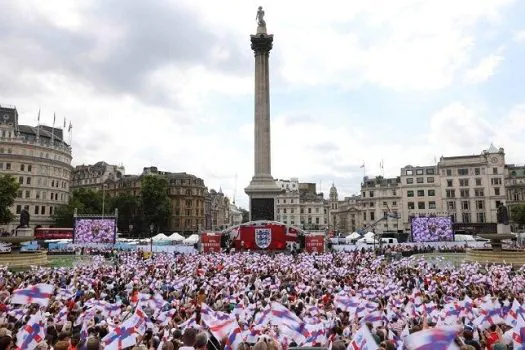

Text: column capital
xmin=251 ymin=34 xmax=273 ymax=54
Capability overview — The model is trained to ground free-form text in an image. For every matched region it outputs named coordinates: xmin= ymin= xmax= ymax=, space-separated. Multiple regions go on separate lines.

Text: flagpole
xmin=36 ymin=109 xmax=41 ymax=140
xmin=51 ymin=112 xmax=56 ymax=146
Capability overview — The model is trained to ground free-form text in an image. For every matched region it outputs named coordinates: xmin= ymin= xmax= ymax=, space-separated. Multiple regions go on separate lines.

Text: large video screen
xmin=251 ymin=198 xmax=275 ymax=221
xmin=411 ymin=216 xmax=453 ymax=242
xmin=74 ymin=218 xmax=116 ymax=244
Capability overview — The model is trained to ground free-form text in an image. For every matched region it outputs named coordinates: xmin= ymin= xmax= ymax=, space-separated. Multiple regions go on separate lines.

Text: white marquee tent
xmin=168 ymin=232 xmax=185 ymax=242
xmin=151 ymin=233 xmax=170 ymax=242
xmin=183 ymin=234 xmax=199 ymax=245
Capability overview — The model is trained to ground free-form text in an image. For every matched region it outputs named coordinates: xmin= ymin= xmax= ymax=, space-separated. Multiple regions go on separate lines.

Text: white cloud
xmin=463 ymin=53 xmax=504 ymax=84
xmin=514 ymin=30 xmax=525 ymax=42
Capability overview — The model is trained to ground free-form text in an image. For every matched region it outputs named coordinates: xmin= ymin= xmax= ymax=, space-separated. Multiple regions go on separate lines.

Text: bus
xmin=34 ymin=227 xmax=73 ymax=240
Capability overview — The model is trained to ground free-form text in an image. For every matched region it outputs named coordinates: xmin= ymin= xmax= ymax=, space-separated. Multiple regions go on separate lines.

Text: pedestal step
xmin=0 ymin=252 xmax=49 ymax=268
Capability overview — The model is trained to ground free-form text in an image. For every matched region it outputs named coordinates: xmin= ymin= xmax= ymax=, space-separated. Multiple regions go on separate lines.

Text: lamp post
xmin=102 ymin=184 xmax=107 ymax=218
xmin=149 ymin=223 xmax=154 ymax=254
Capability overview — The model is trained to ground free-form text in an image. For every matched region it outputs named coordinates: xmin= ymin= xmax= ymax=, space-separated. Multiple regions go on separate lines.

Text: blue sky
xmin=1 ymin=0 xmax=524 ymax=209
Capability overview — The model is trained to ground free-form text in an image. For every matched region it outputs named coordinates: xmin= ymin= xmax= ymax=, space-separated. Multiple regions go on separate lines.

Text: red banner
xmin=35 ymin=228 xmax=73 ymax=240
xmin=305 ymin=235 xmax=324 ymax=253
xmin=234 ymin=223 xmax=287 ymax=250
xmin=201 ymin=233 xmax=222 ymax=253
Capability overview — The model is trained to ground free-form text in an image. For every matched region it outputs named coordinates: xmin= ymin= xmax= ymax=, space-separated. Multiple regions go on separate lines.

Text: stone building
xmin=204 ymin=188 xmax=231 ymax=231
xmin=333 ymin=195 xmax=362 ymax=232
xmin=360 ymin=176 xmax=401 ymax=233
xmin=399 ymin=165 xmax=442 ymax=230
xmin=105 ymin=167 xmax=207 ymax=233
xmin=71 ymin=162 xmax=125 ymax=191
xmin=229 ymin=203 xmax=244 ymax=226
xmin=0 ymin=105 xmax=73 ymax=231
xmin=437 ymin=145 xmax=506 ymax=225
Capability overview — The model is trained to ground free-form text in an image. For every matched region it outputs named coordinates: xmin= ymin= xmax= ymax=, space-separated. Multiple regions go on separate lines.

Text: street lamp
xmin=102 ymin=183 xmax=107 ymax=218
xmin=149 ymin=223 xmax=154 ymax=254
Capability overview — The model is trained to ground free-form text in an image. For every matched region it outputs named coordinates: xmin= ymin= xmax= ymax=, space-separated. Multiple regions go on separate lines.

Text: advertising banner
xmin=305 ymin=235 xmax=325 ymax=253
xmin=201 ymin=233 xmax=222 ymax=253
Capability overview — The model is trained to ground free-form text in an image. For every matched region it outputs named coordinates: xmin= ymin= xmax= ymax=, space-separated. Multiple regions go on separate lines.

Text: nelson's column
xmin=245 ymin=6 xmax=283 ymax=221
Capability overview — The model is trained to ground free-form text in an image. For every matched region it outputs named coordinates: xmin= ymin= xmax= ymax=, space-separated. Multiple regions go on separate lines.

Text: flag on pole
xmin=63 ymin=117 xmax=66 ymax=129
xmin=360 ymin=163 xmax=365 ymax=169
xmin=36 ymin=109 xmax=41 ymax=139
xmin=348 ymin=325 xmax=379 ymax=350
xmin=68 ymin=121 xmax=72 ymax=132
xmin=53 ymin=112 xmax=56 ymax=126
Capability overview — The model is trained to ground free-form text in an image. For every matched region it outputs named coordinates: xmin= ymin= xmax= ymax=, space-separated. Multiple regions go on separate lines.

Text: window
xmin=416 ymin=169 xmax=424 ymax=175
xmin=369 ymin=191 xmax=374 ymax=197
xmin=383 ymin=201 xmax=387 ymax=206
xmin=392 ymin=190 xmax=397 ymax=196
xmin=491 ymin=178 xmax=502 ymax=185
xmin=426 ymin=168 xmax=435 ymax=175
xmin=300 ymin=208 xmax=304 ymax=214
xmin=417 ymin=190 xmax=425 ymax=197
xmin=475 ymin=200 xmax=484 ymax=210
xmin=459 ymin=179 xmax=469 ymax=187
xmin=474 ymin=188 xmax=484 ymax=197
xmin=16 ymin=205 xmax=21 ymax=214
xmin=315 ymin=208 xmax=319 ymax=213
xmin=427 ymin=177 xmax=434 ymax=183
xmin=362 ymin=192 xmax=366 ymax=198
xmin=392 ymin=201 xmax=397 ymax=206
xmin=50 ymin=207 xmax=53 ymax=215
xmin=36 ymin=191 xmax=40 ymax=200
xmin=494 ymin=188 xmax=500 ymax=196
xmin=315 ymin=217 xmax=320 ymax=224
xmin=492 ymin=167 xmax=498 ymax=175
xmin=363 ymin=212 xmax=367 ymax=220
xmin=25 ymin=190 xmax=30 ymax=198
xmin=447 ymin=180 xmax=453 ymax=187
xmin=458 ymin=168 xmax=468 ymax=176
xmin=418 ymin=202 xmax=425 ymax=209
xmin=406 ymin=170 xmax=413 ymax=175
xmin=408 ymin=202 xmax=415 ymax=210
xmin=308 ymin=208 xmax=311 ymax=214
xmin=428 ymin=190 xmax=435 ymax=196
xmin=17 ymin=190 xmax=22 ymax=198
xmin=474 ymin=168 xmax=480 ymax=175
xmin=460 ymin=189 xmax=469 ymax=198
xmin=462 ymin=212 xmax=471 ymax=223
xmin=462 ymin=201 xmax=469 ymax=210
xmin=283 ymin=199 xmax=287 ymax=204
xmin=283 ymin=208 xmax=287 ymax=214
xmin=406 ymin=178 xmax=414 ymax=184
xmin=34 ymin=206 xmax=39 ymax=215
xmin=370 ymin=212 xmax=375 ymax=221
xmin=290 ymin=208 xmax=294 ymax=214
xmin=41 ymin=206 xmax=45 ymax=215
xmin=429 ymin=201 xmax=436 ymax=209
xmin=476 ymin=212 xmax=485 ymax=223
xmin=446 ymin=189 xmax=456 ymax=198
xmin=446 ymin=169 xmax=452 ymax=176
xmin=185 ymin=209 xmax=191 ymax=216
xmin=416 ymin=177 xmax=424 ymax=183
xmin=6 ymin=163 xmax=10 ymax=170
xmin=407 ymin=190 xmax=414 ymax=197
xmin=185 ymin=200 xmax=192 ymax=207
xmin=28 ymin=165 xmax=32 ymax=172
xmin=475 ymin=178 xmax=482 ymax=186
xmin=18 ymin=176 xmax=23 ymax=184
xmin=26 ymin=177 xmax=31 ymax=185
xmin=20 ymin=164 xmax=25 ymax=171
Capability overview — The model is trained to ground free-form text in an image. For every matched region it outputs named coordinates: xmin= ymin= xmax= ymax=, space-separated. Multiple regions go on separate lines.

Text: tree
xmin=0 ymin=174 xmax=20 ymax=225
xmin=239 ymin=207 xmax=250 ymax=223
xmin=141 ymin=175 xmax=170 ymax=232
xmin=511 ymin=204 xmax=525 ymax=229
xmin=53 ymin=188 xmax=103 ymax=227
xmin=109 ymin=192 xmax=141 ymax=234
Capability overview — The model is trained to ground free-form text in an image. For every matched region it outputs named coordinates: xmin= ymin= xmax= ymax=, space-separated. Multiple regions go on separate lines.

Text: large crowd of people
xmin=1 ymin=249 xmax=525 ymax=349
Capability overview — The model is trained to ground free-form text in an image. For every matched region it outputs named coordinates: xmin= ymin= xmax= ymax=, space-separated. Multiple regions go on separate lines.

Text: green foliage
xmin=53 ymin=188 xmax=103 ymax=227
xmin=108 ymin=192 xmax=141 ymax=234
xmin=511 ymin=204 xmax=525 ymax=228
xmin=239 ymin=207 xmax=250 ymax=223
xmin=0 ymin=174 xmax=20 ymax=224
xmin=141 ymin=175 xmax=170 ymax=231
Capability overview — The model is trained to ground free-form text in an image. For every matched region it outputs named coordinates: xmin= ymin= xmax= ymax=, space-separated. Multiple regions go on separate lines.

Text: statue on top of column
xmin=497 ymin=203 xmax=509 ymax=225
xmin=256 ymin=6 xmax=266 ymax=28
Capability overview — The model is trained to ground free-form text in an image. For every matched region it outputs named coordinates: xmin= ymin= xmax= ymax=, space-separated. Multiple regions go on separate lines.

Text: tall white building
xmin=360 ymin=176 xmax=401 ymax=233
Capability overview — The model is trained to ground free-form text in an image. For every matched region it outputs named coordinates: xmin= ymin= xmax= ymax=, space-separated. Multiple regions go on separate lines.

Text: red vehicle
xmin=34 ymin=227 xmax=73 ymax=240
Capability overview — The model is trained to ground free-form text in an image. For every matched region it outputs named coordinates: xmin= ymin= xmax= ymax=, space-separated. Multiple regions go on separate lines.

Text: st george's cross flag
xmin=404 ymin=327 xmax=460 ymax=350
xmin=347 ymin=325 xmax=378 ymax=350
xmin=11 ymin=284 xmax=54 ymax=307
xmin=16 ymin=313 xmax=46 ymax=350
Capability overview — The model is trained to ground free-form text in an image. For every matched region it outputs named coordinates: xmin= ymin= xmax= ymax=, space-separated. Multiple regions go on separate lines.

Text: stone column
xmin=244 ymin=13 xmax=283 ymax=222
xmin=251 ymin=30 xmax=273 ymax=180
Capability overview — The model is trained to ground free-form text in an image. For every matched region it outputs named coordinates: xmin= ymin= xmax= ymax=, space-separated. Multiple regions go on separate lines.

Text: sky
xmin=1 ymin=0 xmax=525 ymax=209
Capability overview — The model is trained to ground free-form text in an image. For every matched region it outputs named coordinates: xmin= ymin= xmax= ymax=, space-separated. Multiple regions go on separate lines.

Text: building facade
xmin=399 ymin=165 xmax=442 ymax=230
xmin=333 ymin=195 xmax=362 ymax=233
xmin=204 ymin=188 xmax=231 ymax=231
xmin=0 ymin=105 xmax=73 ymax=231
xmin=105 ymin=167 xmax=207 ymax=233
xmin=360 ymin=176 xmax=401 ymax=233
xmin=71 ymin=162 xmax=125 ymax=191
xmin=437 ymin=145 xmax=506 ymax=226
